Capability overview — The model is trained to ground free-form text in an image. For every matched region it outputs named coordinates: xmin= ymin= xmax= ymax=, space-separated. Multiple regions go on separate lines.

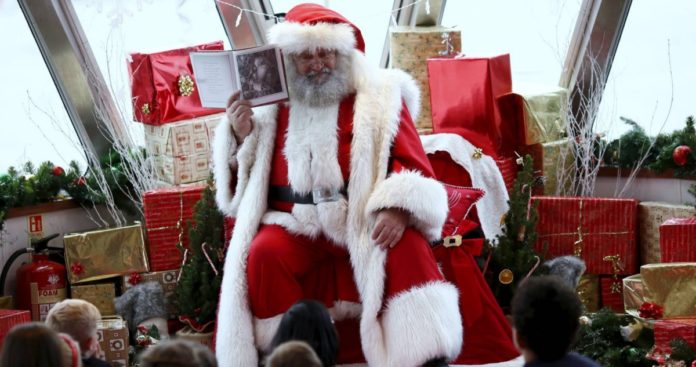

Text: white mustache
xmin=306 ymin=67 xmax=332 ymax=79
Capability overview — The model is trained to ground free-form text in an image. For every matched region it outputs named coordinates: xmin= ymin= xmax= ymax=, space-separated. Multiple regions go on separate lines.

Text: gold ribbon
xmin=603 ymin=254 xmax=625 ymax=294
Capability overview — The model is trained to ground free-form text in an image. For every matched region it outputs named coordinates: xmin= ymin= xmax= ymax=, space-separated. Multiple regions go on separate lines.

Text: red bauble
xmin=672 ymin=145 xmax=692 ymax=166
xmin=75 ymin=176 xmax=87 ymax=186
xmin=52 ymin=166 xmax=65 ymax=176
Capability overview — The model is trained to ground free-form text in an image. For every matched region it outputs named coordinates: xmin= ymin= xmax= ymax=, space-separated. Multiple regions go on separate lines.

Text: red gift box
xmin=0 ymin=309 xmax=31 ymax=350
xmin=427 ymin=54 xmax=515 ymax=159
xmin=654 ymin=318 xmax=696 ymax=352
xmin=533 ymin=196 xmax=638 ymax=275
xmin=660 ymin=217 xmax=696 ymax=262
xmin=143 ymin=185 xmax=205 ymax=271
xmin=129 ymin=41 xmax=225 ymax=125
xmin=599 ymin=276 xmax=625 ymax=312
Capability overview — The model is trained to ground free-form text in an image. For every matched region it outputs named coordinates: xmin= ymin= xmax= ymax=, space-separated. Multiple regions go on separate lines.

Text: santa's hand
xmin=372 ymin=208 xmax=410 ymax=250
xmin=226 ymin=91 xmax=253 ymax=144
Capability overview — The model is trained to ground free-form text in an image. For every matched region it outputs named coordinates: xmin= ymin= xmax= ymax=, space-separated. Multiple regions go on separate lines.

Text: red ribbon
xmin=70 ymin=262 xmax=84 ymax=275
xmin=639 ymin=302 xmax=664 ymax=319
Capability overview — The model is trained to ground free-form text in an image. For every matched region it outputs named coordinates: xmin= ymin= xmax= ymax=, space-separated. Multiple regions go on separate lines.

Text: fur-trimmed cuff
xmin=381 ymin=281 xmax=463 ymax=367
xmin=212 ymin=115 xmax=259 ymax=216
xmin=365 ymin=170 xmax=448 ymax=241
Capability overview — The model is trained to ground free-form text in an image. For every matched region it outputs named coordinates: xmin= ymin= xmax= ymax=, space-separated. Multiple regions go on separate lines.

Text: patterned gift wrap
xmin=389 ymin=26 xmax=461 ymax=133
xmin=654 ymin=318 xmax=696 ymax=352
xmin=70 ymin=283 xmax=117 ymax=316
xmin=0 ymin=309 xmax=30 ymax=350
xmin=660 ymin=217 xmax=696 ymax=263
xmin=639 ymin=202 xmax=696 ymax=264
xmin=97 ymin=316 xmax=129 ymax=367
xmin=533 ymin=196 xmax=638 ymax=275
xmin=143 ymin=185 xmax=205 ymax=271
xmin=600 ymin=276 xmax=625 ymax=313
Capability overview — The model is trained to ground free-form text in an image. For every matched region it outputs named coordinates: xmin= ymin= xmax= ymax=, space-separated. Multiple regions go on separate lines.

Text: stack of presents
xmin=391 ymin=25 xmax=696 ymax=354
xmin=0 ymin=42 xmax=236 ymax=366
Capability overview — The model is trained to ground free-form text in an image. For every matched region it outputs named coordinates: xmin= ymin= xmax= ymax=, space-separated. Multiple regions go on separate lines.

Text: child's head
xmin=0 ymin=322 xmax=65 ymax=367
xmin=511 ymin=276 xmax=583 ymax=362
xmin=266 ymin=341 xmax=323 ymax=367
xmin=138 ymin=339 xmax=217 ymax=367
xmin=45 ymin=299 xmax=101 ymax=356
xmin=270 ymin=300 xmax=338 ymax=367
xmin=57 ymin=333 xmax=83 ymax=367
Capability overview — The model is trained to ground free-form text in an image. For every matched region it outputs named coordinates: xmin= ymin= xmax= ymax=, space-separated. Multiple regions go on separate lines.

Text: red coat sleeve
xmin=389 ymin=101 xmax=436 ymax=178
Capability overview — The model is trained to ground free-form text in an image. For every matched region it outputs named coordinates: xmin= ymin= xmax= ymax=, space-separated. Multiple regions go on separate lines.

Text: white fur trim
xmin=379 ymin=281 xmax=463 ymax=367
xmin=268 ymin=22 xmax=356 ymax=56
xmin=215 ymin=106 xmax=279 ymax=367
xmin=365 ymin=170 xmax=448 ymax=242
xmin=385 ymin=68 xmax=421 ymax=122
xmin=420 ymin=134 xmax=510 ymax=241
xmin=213 ymin=107 xmax=277 ymax=216
xmin=254 ymin=314 xmax=283 ymax=353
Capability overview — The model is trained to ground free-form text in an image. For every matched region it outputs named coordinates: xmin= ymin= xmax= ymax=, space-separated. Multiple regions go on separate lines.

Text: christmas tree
xmin=175 ymin=180 xmax=225 ymax=332
xmin=484 ymin=155 xmax=543 ymax=311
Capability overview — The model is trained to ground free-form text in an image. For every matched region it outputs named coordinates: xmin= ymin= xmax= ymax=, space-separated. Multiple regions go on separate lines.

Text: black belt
xmin=430 ymin=227 xmax=484 ymax=247
xmin=269 ymin=185 xmax=347 ymax=205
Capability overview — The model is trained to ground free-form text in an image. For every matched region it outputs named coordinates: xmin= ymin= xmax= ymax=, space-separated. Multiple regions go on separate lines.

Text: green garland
xmin=602 ymin=115 xmax=696 ymax=177
xmin=0 ymin=149 xmax=142 ymax=230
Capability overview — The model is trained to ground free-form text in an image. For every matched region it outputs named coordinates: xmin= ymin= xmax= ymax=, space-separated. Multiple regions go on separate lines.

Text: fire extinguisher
xmin=0 ymin=234 xmax=67 ymax=321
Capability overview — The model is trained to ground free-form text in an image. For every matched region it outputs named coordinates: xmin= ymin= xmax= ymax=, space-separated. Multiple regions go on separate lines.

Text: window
xmin=70 ymin=0 xmax=231 ymax=145
xmin=270 ymin=0 xmax=394 ymax=66
xmin=0 ymin=1 xmax=86 ymax=172
xmin=595 ymin=1 xmax=696 ymax=140
xmin=442 ymin=0 xmax=581 ymax=86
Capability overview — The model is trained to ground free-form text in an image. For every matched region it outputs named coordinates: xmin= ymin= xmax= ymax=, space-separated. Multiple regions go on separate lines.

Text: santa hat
xmin=268 ymin=3 xmax=365 ymax=55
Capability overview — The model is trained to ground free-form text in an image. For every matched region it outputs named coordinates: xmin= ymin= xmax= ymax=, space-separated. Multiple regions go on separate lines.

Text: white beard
xmin=286 ymin=53 xmax=353 ymax=107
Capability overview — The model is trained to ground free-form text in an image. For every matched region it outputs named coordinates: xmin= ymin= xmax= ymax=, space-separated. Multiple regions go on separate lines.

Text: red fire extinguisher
xmin=1 ymin=234 xmax=67 ymax=321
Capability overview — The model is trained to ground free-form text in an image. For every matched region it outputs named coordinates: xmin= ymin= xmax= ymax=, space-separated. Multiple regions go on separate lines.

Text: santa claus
xmin=213 ymin=4 xmax=517 ymax=367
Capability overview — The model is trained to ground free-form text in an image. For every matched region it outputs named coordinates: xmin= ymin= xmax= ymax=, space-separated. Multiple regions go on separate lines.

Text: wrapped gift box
xmin=498 ymin=85 xmax=568 ymax=146
xmin=660 ymin=217 xmax=696 ymax=263
xmin=600 ymin=276 xmax=625 ymax=312
xmin=390 ymin=26 xmax=461 ymax=133
xmin=0 ymin=309 xmax=30 ymax=350
xmin=143 ymin=185 xmax=205 ymax=271
xmin=70 ymin=283 xmax=116 ymax=316
xmin=541 ymin=139 xmax=574 ymax=195
xmin=576 ymin=275 xmax=600 ymax=312
xmin=64 ymin=224 xmax=149 ymax=284
xmin=533 ymin=197 xmax=638 ymax=275
xmin=128 ymin=41 xmax=225 ymax=125
xmin=622 ymin=274 xmax=646 ymax=317
xmin=97 ymin=316 xmax=129 ymax=367
xmin=639 ymin=203 xmax=696 ymax=264
xmin=154 ymin=153 xmax=211 ymax=185
xmin=428 ymin=54 xmax=514 ymax=158
xmin=123 ymin=270 xmax=179 ymax=319
xmin=144 ymin=114 xmax=221 ymax=156
xmin=654 ymin=318 xmax=696 ymax=352
xmin=641 ymin=263 xmax=696 ymax=318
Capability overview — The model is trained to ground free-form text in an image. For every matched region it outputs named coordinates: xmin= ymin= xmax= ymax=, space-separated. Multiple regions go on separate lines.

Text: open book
xmin=190 ymin=44 xmax=288 ymax=108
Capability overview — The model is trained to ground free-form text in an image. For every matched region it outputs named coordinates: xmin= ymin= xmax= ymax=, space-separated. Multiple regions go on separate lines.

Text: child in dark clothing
xmin=270 ymin=300 xmax=338 ymax=366
xmin=0 ymin=322 xmax=65 ymax=367
xmin=511 ymin=276 xmax=600 ymax=367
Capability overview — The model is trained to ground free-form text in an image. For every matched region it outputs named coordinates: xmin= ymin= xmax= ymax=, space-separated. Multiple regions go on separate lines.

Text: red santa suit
xmin=213 ymin=4 xmax=515 ymax=367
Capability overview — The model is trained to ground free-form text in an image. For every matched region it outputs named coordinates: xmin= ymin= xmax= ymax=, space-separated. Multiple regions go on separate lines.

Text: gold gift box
xmin=70 ymin=283 xmax=116 ymax=316
xmin=390 ymin=26 xmax=462 ymax=133
xmin=641 ymin=263 xmax=696 ymax=317
xmin=542 ymin=139 xmax=574 ymax=195
xmin=122 ymin=270 xmax=179 ymax=319
xmin=576 ymin=274 xmax=600 ymax=312
xmin=512 ymin=84 xmax=568 ymax=145
xmin=638 ymin=202 xmax=696 ymax=264
xmin=622 ymin=274 xmax=645 ymax=317
xmin=64 ymin=223 xmax=149 ymax=284
xmin=97 ymin=316 xmax=129 ymax=367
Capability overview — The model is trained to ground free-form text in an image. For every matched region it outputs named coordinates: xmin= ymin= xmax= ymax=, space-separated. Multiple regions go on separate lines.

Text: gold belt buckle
xmin=443 ymin=235 xmax=463 ymax=248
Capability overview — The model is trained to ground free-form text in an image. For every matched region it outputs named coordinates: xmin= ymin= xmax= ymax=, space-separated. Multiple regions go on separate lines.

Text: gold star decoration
xmin=178 ymin=74 xmax=195 ymax=97
xmin=472 ymin=148 xmax=483 ymax=160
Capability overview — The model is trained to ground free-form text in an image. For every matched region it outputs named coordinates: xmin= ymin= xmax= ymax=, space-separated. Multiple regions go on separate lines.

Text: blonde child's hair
xmin=45 ymin=299 xmax=101 ymax=345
